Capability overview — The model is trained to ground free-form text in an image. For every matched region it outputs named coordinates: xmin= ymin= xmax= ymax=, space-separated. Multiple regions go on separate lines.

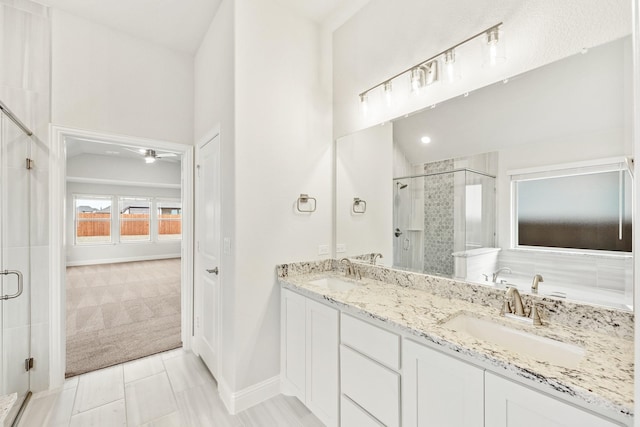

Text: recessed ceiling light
xmin=421 ymin=136 xmax=432 ymax=144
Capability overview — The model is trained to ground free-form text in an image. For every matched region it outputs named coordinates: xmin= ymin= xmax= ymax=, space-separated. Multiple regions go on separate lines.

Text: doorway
xmin=49 ymin=126 xmax=194 ymax=387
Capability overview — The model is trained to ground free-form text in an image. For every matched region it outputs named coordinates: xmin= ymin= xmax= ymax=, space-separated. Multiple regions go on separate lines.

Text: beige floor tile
xmin=72 ymin=365 xmax=124 ymax=414
xmin=69 ymin=399 xmax=126 ymax=427
xmin=174 ymin=381 xmax=242 ymax=427
xmin=125 ymin=372 xmax=177 ymax=426
xmin=123 ymin=354 xmax=166 ymax=384
xmin=140 ymin=411 xmax=184 ymax=427
xmin=163 ymin=352 xmax=214 ymax=393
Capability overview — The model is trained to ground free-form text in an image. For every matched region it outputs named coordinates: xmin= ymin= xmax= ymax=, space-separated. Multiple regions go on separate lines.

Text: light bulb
xmin=383 ymin=81 xmax=393 ymax=107
xmin=483 ymin=26 xmax=506 ymax=67
xmin=360 ymin=93 xmax=369 ymax=116
xmin=145 ymin=156 xmax=156 ymax=164
xmin=443 ymin=50 xmax=461 ymax=83
xmin=410 ymin=67 xmax=424 ymax=93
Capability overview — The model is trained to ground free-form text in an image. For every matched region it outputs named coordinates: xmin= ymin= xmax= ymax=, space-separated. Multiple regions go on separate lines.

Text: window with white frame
xmin=119 ymin=197 xmax=151 ymax=242
xmin=74 ymin=195 xmax=112 ymax=244
xmin=157 ymin=200 xmax=182 ymax=240
xmin=511 ymin=159 xmax=632 ymax=253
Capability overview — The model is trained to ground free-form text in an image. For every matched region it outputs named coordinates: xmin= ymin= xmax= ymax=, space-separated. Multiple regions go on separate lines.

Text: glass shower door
xmin=0 ymin=111 xmax=32 ymax=424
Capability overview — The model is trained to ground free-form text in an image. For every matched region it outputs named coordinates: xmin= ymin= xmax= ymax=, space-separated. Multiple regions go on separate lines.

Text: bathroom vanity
xmin=278 ymin=260 xmax=633 ymax=427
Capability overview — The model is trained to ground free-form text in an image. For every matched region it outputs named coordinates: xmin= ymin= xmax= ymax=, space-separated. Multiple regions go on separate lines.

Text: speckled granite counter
xmin=0 ymin=393 xmax=16 ymax=424
xmin=277 ymin=260 xmax=634 ymax=422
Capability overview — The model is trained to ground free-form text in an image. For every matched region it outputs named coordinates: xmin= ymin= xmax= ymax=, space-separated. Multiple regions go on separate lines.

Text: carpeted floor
xmin=66 ymin=258 xmax=182 ymax=377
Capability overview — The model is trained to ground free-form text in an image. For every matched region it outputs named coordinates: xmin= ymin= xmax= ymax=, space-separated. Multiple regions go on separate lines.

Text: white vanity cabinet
xmin=485 ymin=373 xmax=623 ymax=427
xmin=280 ymin=289 xmax=339 ymax=427
xmin=402 ymin=339 xmax=484 ymax=427
xmin=340 ymin=313 xmax=401 ymax=427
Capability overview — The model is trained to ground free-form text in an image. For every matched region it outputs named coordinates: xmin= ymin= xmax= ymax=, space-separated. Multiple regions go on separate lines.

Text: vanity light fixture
xmin=421 ymin=136 xmax=432 ymax=144
xmin=358 ymin=22 xmax=503 ymax=110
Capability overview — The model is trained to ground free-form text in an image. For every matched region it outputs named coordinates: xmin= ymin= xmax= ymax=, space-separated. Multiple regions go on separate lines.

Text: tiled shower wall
xmin=423 ymin=159 xmax=455 ymax=276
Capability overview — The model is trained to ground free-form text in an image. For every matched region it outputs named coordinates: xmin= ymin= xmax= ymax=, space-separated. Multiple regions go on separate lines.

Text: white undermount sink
xmin=308 ymin=277 xmax=357 ymax=292
xmin=444 ymin=314 xmax=585 ymax=369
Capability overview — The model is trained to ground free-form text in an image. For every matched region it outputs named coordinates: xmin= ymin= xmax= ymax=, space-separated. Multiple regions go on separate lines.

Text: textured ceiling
xmin=38 ymin=0 xmax=371 ymax=54
xmin=37 ymin=0 xmax=222 ymax=54
xmin=393 ymin=36 xmax=630 ymax=165
xmin=66 ymin=137 xmax=180 ymax=162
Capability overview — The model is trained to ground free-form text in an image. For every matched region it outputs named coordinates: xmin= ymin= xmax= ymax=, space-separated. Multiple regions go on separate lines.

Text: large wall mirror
xmin=336 ymin=34 xmax=633 ymax=310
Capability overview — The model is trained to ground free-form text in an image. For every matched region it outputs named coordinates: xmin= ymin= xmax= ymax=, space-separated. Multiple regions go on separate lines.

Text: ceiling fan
xmin=124 ymin=148 xmax=178 ymax=163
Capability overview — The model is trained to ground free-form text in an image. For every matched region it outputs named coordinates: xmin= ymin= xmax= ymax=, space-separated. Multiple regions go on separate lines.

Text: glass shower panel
xmin=0 ymin=112 xmax=32 ymax=422
xmin=393 ymin=176 xmax=424 ymax=272
xmin=393 ymin=169 xmax=496 ymax=278
xmin=465 ymin=171 xmax=496 ymax=250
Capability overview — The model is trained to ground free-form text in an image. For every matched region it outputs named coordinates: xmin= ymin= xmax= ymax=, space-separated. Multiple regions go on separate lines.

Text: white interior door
xmin=195 ymin=133 xmax=221 ymax=377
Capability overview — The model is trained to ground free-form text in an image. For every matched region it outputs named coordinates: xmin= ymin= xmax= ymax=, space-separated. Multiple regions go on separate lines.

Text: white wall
xmin=333 ymin=0 xmax=631 ymax=138
xmin=193 ymin=0 xmax=238 ymax=392
xmin=51 ymin=9 xmax=194 ymax=144
xmin=67 ymin=153 xmax=181 ymax=186
xmin=194 ymin=0 xmax=333 ymax=399
xmin=336 ymin=124 xmax=393 ymax=264
xmin=233 ymin=0 xmax=332 ymax=392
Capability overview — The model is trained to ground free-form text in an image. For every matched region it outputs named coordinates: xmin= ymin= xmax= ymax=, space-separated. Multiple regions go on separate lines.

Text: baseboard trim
xmin=66 ymin=254 xmax=181 ymax=267
xmin=218 ymin=376 xmax=281 ymax=415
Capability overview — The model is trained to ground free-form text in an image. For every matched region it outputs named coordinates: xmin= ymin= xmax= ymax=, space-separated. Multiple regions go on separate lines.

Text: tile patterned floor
xmin=66 ymin=259 xmax=182 ymax=376
xmin=19 ymin=349 xmax=324 ymax=426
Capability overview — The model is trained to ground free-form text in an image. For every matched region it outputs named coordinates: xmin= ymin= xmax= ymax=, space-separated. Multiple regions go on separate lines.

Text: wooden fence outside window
xmin=76 ymin=213 xmax=182 ymax=236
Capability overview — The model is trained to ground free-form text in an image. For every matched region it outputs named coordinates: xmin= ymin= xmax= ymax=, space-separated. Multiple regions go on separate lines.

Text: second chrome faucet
xmin=501 ymin=286 xmax=542 ymax=326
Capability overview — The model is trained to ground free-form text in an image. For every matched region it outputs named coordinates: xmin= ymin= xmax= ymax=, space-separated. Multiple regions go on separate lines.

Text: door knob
xmin=206 ymin=267 xmax=219 ymax=275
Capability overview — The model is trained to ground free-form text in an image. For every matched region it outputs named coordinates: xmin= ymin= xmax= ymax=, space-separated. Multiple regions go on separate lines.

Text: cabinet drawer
xmin=341 ymin=395 xmax=384 ymax=427
xmin=341 ymin=313 xmax=400 ymax=369
xmin=341 ymin=345 xmax=400 ymax=427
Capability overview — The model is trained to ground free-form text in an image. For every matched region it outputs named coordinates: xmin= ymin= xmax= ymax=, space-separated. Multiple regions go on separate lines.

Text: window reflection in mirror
xmin=513 ymin=164 xmax=632 ymax=253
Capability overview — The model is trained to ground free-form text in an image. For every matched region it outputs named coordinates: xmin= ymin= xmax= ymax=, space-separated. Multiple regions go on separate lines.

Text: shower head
xmin=396 ymin=182 xmax=408 ymax=189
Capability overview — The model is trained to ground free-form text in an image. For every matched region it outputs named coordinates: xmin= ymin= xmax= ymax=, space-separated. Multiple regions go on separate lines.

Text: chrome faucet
xmin=501 ymin=286 xmax=541 ymax=326
xmin=372 ymin=253 xmax=383 ymax=265
xmin=491 ymin=267 xmax=512 ymax=283
xmin=504 ymin=287 xmax=525 ymax=316
xmin=531 ymin=274 xmax=544 ymax=293
xmin=340 ymin=258 xmax=361 ymax=280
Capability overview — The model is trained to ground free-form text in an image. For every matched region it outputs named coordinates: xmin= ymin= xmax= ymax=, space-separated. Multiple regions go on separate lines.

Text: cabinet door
xmin=485 ymin=373 xmax=621 ymax=427
xmin=403 ymin=339 xmax=484 ymax=427
xmin=306 ymin=299 xmax=339 ymax=427
xmin=280 ymin=289 xmax=306 ymax=400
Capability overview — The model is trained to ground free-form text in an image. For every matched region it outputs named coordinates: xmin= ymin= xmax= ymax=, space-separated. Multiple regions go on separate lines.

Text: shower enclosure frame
xmin=0 ymin=100 xmax=34 ymax=426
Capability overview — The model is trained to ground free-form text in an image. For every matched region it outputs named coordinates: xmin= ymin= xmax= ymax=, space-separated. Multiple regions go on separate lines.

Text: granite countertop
xmin=0 ymin=393 xmax=17 ymax=424
xmin=279 ymin=269 xmax=634 ymax=420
